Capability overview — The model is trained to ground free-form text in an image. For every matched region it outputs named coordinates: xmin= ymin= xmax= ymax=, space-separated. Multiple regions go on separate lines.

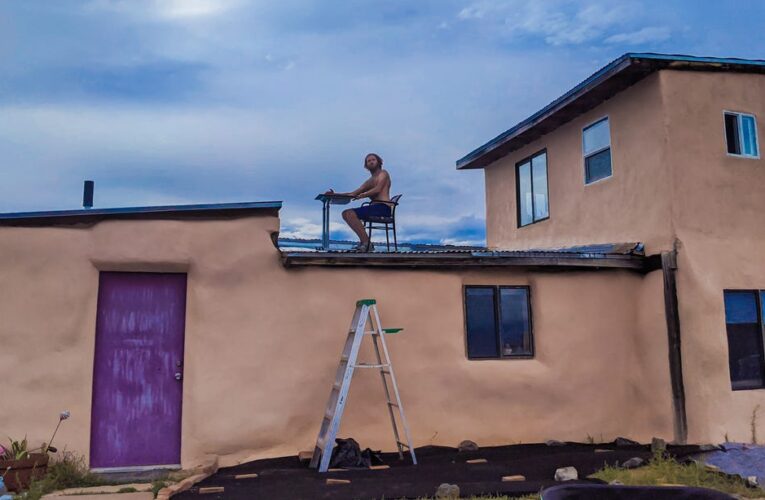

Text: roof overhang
xmin=0 ymin=201 xmax=282 ymax=227
xmin=456 ymin=53 xmax=765 ymax=170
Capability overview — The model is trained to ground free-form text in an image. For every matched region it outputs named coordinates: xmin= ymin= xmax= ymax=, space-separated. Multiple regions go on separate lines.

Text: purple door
xmin=90 ymin=272 xmax=187 ymax=469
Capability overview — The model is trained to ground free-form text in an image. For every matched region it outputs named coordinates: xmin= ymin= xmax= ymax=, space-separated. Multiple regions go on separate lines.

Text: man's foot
xmin=353 ymin=241 xmax=374 ymax=252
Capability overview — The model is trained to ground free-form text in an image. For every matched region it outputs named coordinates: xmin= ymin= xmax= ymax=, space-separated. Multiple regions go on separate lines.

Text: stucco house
xmin=0 ymin=53 xmax=763 ymax=474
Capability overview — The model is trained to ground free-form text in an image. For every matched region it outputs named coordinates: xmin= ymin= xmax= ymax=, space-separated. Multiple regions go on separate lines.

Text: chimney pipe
xmin=83 ymin=180 xmax=94 ymax=209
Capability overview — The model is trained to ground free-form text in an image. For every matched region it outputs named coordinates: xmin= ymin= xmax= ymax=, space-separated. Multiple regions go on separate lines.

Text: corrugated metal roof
xmin=0 ymin=201 xmax=282 ymax=226
xmin=457 ymin=52 xmax=765 ymax=170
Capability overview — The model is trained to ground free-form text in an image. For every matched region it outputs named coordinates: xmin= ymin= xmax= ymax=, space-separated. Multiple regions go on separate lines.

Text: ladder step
xmin=381 ymin=370 xmax=391 ymax=375
xmin=387 ymin=402 xmax=399 ymax=408
xmin=355 ymin=363 xmax=390 ymax=368
xmin=396 ymin=441 xmax=410 ymax=449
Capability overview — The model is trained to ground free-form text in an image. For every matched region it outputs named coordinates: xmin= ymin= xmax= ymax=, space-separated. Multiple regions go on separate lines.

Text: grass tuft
xmin=14 ymin=452 xmax=104 ymax=500
xmin=151 ymin=479 xmax=169 ymax=498
xmin=591 ymin=451 xmax=764 ymax=498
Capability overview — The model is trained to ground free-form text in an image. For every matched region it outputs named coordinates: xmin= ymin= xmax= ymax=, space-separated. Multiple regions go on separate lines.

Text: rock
xmin=747 ymin=476 xmax=759 ymax=487
xmin=651 ymin=437 xmax=666 ymax=454
xmin=609 ymin=480 xmax=624 ymax=485
xmin=502 ymin=475 xmax=525 ymax=482
xmin=435 ymin=483 xmax=460 ymax=499
xmin=546 ymin=439 xmax=566 ymax=447
xmin=458 ymin=440 xmax=479 ymax=452
xmin=699 ymin=444 xmax=722 ymax=451
xmin=622 ymin=457 xmax=646 ymax=469
xmin=554 ymin=466 xmax=578 ymax=481
xmin=704 ymin=464 xmax=720 ymax=472
xmin=615 ymin=437 xmax=640 ymax=447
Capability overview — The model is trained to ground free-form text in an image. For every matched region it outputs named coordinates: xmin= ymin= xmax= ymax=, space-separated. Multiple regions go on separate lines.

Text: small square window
xmin=583 ymin=118 xmax=612 ymax=184
xmin=724 ymin=112 xmax=759 ymax=158
xmin=464 ymin=286 xmax=533 ymax=359
xmin=516 ymin=151 xmax=549 ymax=227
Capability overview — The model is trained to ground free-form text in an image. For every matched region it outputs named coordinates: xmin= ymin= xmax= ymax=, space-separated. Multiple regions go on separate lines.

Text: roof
xmin=456 ymin=52 xmax=765 ymax=170
xmin=281 ymin=242 xmax=661 ymax=273
xmin=0 ymin=201 xmax=282 ymax=227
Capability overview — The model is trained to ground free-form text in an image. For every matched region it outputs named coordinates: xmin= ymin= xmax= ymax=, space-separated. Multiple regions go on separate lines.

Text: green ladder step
xmin=356 ymin=299 xmax=377 ymax=306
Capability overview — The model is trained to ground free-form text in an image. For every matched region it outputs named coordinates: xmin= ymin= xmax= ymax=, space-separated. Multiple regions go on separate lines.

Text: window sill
xmin=726 ymin=153 xmax=760 ymax=160
xmin=518 ymin=216 xmax=550 ymax=229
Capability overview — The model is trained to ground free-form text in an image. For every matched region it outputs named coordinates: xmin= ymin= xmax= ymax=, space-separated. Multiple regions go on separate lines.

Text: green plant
xmin=1 ymin=436 xmax=31 ymax=461
xmin=151 ymin=480 xmax=168 ymax=498
xmin=16 ymin=451 xmax=103 ymax=500
xmin=118 ymin=487 xmax=138 ymax=493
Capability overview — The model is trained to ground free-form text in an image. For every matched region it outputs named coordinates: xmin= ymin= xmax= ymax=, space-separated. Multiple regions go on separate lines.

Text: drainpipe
xmin=661 ymin=249 xmax=688 ymax=444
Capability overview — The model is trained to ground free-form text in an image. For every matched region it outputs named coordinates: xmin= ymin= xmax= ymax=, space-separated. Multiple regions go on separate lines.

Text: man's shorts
xmin=353 ymin=203 xmax=392 ymax=221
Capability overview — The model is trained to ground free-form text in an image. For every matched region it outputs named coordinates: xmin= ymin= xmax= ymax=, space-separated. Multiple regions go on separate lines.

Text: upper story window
xmin=583 ymin=118 xmax=612 ymax=184
xmin=516 ymin=150 xmax=549 ymax=227
xmin=724 ymin=112 xmax=759 ymax=158
xmin=723 ymin=290 xmax=765 ymax=390
xmin=464 ymin=286 xmax=533 ymax=359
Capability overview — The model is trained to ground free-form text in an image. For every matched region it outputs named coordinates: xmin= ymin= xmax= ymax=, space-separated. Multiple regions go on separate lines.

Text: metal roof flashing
xmin=457 ymin=53 xmax=765 ymax=170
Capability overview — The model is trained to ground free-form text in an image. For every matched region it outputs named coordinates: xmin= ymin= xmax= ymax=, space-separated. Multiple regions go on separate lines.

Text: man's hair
xmin=364 ymin=153 xmax=383 ymax=167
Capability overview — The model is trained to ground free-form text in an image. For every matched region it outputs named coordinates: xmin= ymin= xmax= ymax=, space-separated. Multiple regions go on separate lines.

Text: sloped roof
xmin=456 ymin=53 xmax=765 ymax=170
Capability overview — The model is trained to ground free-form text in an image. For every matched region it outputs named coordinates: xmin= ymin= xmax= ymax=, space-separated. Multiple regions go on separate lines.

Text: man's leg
xmin=342 ymin=209 xmax=370 ymax=244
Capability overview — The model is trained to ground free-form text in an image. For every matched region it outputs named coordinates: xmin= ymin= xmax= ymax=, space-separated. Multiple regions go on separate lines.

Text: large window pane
xmin=741 ymin=115 xmax=759 ymax=157
xmin=465 ymin=288 xmax=499 ymax=358
xmin=583 ymin=119 xmax=610 ymax=155
xmin=585 ymin=148 xmax=612 ymax=184
xmin=498 ymin=288 xmax=532 ymax=356
xmin=517 ymin=161 xmax=533 ymax=226
xmin=532 ymin=153 xmax=549 ymax=220
xmin=724 ymin=291 xmax=765 ymax=390
xmin=725 ymin=113 xmax=741 ymax=154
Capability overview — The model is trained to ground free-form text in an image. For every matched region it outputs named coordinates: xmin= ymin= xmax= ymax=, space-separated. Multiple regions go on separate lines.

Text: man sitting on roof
xmin=325 ymin=153 xmax=392 ymax=252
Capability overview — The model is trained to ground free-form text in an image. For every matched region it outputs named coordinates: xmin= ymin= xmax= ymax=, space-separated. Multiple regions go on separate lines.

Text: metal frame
xmin=515 ymin=149 xmax=550 ymax=228
xmin=582 ymin=116 xmax=613 ymax=185
xmin=723 ymin=110 xmax=760 ymax=159
xmin=723 ymin=289 xmax=765 ymax=391
xmin=462 ymin=285 xmax=534 ymax=360
xmin=362 ymin=195 xmax=402 ymax=252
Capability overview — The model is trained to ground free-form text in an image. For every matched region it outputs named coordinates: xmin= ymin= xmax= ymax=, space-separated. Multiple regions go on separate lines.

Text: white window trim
xmin=724 ymin=110 xmax=760 ymax=160
xmin=582 ymin=116 xmax=613 ymax=185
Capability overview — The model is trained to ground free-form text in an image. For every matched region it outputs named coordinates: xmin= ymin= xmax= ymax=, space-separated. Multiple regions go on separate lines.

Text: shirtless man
xmin=325 ymin=153 xmax=392 ymax=251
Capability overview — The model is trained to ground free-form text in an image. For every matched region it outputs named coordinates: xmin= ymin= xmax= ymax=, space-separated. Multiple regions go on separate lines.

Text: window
xmin=724 ymin=112 xmax=759 ymax=158
xmin=583 ymin=118 xmax=612 ymax=184
xmin=723 ymin=290 xmax=765 ymax=390
xmin=464 ymin=286 xmax=533 ymax=359
xmin=516 ymin=151 xmax=549 ymax=227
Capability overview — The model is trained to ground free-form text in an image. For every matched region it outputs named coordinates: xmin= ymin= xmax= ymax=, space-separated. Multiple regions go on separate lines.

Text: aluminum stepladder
xmin=309 ymin=299 xmax=417 ymax=472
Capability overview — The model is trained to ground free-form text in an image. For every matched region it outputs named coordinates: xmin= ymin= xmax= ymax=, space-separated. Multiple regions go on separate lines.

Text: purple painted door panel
xmin=91 ymin=272 xmax=187 ymax=468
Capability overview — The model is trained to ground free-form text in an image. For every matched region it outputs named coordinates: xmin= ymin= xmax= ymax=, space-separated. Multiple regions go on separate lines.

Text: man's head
xmin=364 ymin=153 xmax=383 ymax=171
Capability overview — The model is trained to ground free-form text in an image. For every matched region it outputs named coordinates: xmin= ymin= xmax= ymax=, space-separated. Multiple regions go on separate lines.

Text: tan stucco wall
xmin=660 ymin=70 xmax=765 ymax=443
xmin=484 ymin=72 xmax=674 ymax=254
xmin=0 ymin=215 xmax=673 ymax=469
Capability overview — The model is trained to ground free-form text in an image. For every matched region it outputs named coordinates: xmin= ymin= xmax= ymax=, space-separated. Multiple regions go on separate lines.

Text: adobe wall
xmin=483 ymin=72 xmax=674 ymax=255
xmin=0 ymin=215 xmax=672 ymax=470
xmin=661 ymin=70 xmax=765 ymax=443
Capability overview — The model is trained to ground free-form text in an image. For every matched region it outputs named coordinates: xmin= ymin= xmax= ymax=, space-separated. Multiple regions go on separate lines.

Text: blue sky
xmin=1 ymin=1 xmax=763 ymax=245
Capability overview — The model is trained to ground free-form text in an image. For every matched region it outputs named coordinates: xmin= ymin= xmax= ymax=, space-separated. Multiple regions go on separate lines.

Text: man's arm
xmin=354 ymin=172 xmax=389 ymax=199
xmin=326 ymin=178 xmax=374 ymax=197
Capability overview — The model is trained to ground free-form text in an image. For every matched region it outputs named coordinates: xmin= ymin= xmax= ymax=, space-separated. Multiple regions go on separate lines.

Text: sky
xmin=1 ymin=1 xmax=763 ymax=245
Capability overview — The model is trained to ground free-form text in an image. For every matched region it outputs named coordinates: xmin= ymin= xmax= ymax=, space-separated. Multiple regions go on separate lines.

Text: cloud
xmin=86 ymin=0 xmax=244 ymax=21
xmin=605 ymin=26 xmax=671 ymax=44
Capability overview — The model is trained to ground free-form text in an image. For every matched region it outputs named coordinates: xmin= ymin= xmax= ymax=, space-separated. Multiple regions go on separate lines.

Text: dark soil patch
xmin=174 ymin=442 xmax=704 ymax=499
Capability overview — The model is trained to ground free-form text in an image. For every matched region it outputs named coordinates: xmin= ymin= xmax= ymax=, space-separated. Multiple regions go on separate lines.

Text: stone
xmin=554 ymin=466 xmax=578 ymax=481
xmin=234 ymin=473 xmax=259 ymax=479
xmin=594 ymin=449 xmax=613 ymax=453
xmin=609 ymin=480 xmax=624 ymax=485
xmin=699 ymin=444 xmax=722 ymax=451
xmin=651 ymin=437 xmax=667 ymax=453
xmin=298 ymin=450 xmax=313 ymax=463
xmin=435 ymin=483 xmax=460 ymax=499
xmin=502 ymin=475 xmax=526 ymax=482
xmin=466 ymin=458 xmax=487 ymax=464
xmin=546 ymin=439 xmax=566 ymax=447
xmin=369 ymin=465 xmax=390 ymax=470
xmin=747 ymin=476 xmax=759 ymax=487
xmin=326 ymin=479 xmax=350 ymax=485
xmin=704 ymin=464 xmax=721 ymax=472
xmin=458 ymin=440 xmax=479 ymax=452
xmin=622 ymin=457 xmax=646 ymax=469
xmin=199 ymin=487 xmax=225 ymax=494
xmin=615 ymin=437 xmax=640 ymax=447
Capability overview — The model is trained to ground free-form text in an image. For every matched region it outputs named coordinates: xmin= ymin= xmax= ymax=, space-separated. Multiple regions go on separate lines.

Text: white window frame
xmin=723 ymin=110 xmax=760 ymax=160
xmin=582 ymin=116 xmax=613 ymax=185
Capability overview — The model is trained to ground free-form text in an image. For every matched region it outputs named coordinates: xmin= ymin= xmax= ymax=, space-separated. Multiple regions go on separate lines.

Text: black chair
xmin=361 ymin=194 xmax=402 ymax=252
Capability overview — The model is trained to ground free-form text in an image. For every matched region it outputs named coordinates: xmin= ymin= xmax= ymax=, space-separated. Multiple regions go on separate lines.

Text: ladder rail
xmin=372 ymin=305 xmax=418 ymax=465
xmin=371 ymin=332 xmax=404 ymax=460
